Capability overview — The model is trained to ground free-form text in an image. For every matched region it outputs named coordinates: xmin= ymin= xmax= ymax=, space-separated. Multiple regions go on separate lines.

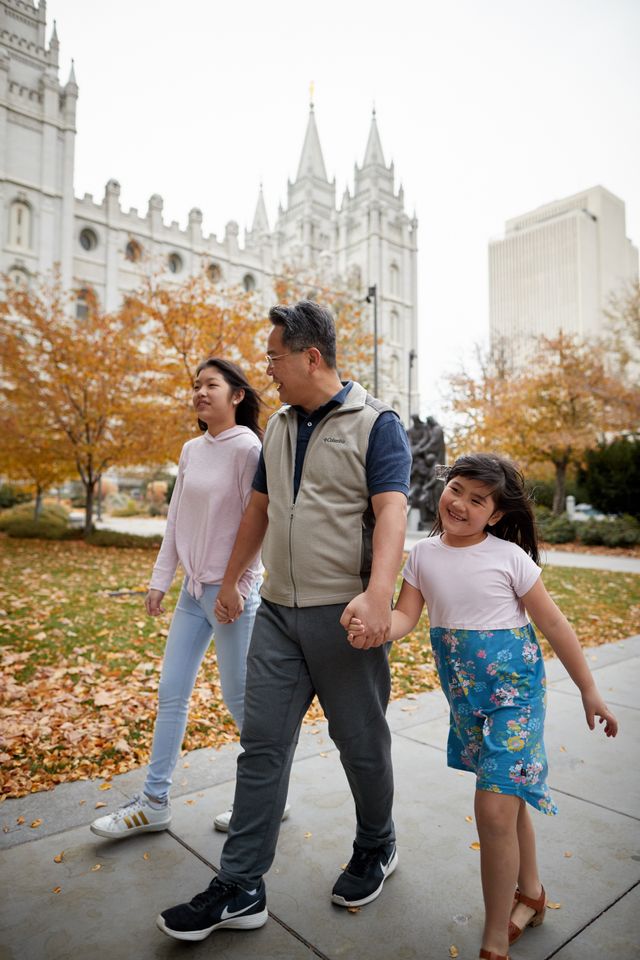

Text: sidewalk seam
xmin=166 ymin=829 xmax=335 ymax=960
xmin=543 ymin=879 xmax=640 ymax=958
xmin=548 ymin=786 xmax=640 ymax=822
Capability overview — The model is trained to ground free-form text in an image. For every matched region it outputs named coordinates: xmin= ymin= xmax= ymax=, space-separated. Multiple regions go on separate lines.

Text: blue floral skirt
xmin=431 ymin=623 xmax=557 ymax=815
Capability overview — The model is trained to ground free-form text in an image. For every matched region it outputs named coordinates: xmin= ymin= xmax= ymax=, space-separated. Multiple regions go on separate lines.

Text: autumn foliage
xmin=447 ymin=333 xmax=640 ymax=513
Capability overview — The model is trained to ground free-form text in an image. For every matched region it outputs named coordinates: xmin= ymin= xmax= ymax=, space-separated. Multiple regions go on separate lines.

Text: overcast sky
xmin=46 ymin=0 xmax=640 ymax=418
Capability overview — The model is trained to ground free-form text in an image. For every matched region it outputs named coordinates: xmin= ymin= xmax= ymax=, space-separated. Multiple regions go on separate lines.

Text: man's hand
xmin=215 ymin=583 xmax=245 ymax=623
xmin=340 ymin=591 xmax=391 ymax=649
xmin=145 ymin=589 xmax=165 ymax=617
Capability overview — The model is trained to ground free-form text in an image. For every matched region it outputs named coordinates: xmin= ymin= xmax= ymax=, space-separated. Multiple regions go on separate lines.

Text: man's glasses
xmin=265 ymin=351 xmax=297 ymax=365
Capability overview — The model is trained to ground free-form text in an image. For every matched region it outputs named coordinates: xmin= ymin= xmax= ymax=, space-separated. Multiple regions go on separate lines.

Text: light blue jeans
xmin=143 ymin=580 xmax=260 ymax=802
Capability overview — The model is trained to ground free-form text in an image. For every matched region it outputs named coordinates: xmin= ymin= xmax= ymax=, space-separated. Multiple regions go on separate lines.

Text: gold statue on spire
xmin=309 ymin=80 xmax=315 ymax=107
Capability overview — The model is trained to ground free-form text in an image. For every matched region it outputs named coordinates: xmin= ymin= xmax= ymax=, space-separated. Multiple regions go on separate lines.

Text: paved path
xmin=2 ymin=636 xmax=639 ymax=959
xmin=83 ymin=516 xmax=640 ymax=574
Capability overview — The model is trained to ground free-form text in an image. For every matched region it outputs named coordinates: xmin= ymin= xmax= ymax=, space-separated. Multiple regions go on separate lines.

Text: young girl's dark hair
xmin=195 ymin=357 xmax=263 ymax=440
xmin=432 ymin=453 xmax=540 ymax=564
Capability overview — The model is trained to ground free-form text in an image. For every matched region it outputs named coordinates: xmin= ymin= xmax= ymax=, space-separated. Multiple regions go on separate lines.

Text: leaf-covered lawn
xmin=1 ymin=537 xmax=638 ymax=799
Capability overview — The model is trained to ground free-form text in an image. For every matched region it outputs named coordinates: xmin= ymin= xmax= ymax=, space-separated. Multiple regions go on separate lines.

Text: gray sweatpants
xmin=218 ymin=599 xmax=395 ymax=888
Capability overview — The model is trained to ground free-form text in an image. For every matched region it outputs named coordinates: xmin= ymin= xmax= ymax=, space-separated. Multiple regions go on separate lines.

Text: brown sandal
xmin=508 ymin=884 xmax=546 ymax=945
xmin=479 ymin=950 xmax=510 ymax=960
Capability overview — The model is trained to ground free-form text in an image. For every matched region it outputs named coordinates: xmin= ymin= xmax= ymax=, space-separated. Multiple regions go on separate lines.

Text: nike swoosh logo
xmin=220 ymin=901 xmax=261 ymax=920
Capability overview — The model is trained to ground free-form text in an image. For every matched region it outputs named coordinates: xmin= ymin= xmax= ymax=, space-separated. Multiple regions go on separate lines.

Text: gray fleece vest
xmin=260 ymin=381 xmax=392 ymax=607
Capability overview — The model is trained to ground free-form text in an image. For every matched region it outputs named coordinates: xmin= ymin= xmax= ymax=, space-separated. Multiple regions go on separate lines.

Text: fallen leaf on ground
xmin=52 ymin=886 xmax=62 ymax=894
xmin=547 ymin=902 xmax=562 ymax=909
xmin=94 ymin=802 xmax=107 ymax=809
xmin=347 ymin=906 xmax=360 ymax=914
xmin=319 ymin=752 xmax=328 ymax=758
xmin=340 ymin=863 xmax=347 ymax=870
xmin=98 ymin=783 xmax=112 ymax=791
xmin=184 ymin=799 xmax=195 ymax=805
xmin=16 ymin=816 xmax=25 ymax=825
xmin=304 ymin=832 xmax=312 ymax=839
xmin=449 ymin=947 xmax=459 ymax=958
xmin=143 ymin=852 xmax=150 ymax=860
xmin=564 ymin=851 xmax=573 ymax=858
xmin=465 ymin=815 xmax=473 ymax=823
xmin=53 ymin=852 xmax=64 ymax=863
xmin=559 ymin=745 xmax=567 ymax=752
xmin=470 ymin=841 xmax=481 ymax=851
xmin=90 ymin=864 xmax=101 ymax=872
xmin=30 ymin=819 xmax=42 ymax=828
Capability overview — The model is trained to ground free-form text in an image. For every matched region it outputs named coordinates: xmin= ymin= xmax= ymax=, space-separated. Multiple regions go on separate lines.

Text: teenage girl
xmin=91 ymin=358 xmax=265 ymax=839
xmin=348 ymin=454 xmax=618 ymax=960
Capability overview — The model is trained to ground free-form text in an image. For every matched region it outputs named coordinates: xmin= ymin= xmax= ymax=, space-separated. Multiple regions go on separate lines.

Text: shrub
xmin=86 ymin=530 xmax=163 ymax=549
xmin=0 ymin=484 xmax=31 ymax=509
xmin=2 ymin=520 xmax=82 ymax=540
xmin=0 ymin=501 xmax=69 ymax=530
xmin=578 ymin=516 xmax=640 ymax=548
xmin=110 ymin=498 xmax=142 ymax=517
xmin=540 ymin=514 xmax=577 ymax=544
xmin=579 ymin=437 xmax=640 ymax=518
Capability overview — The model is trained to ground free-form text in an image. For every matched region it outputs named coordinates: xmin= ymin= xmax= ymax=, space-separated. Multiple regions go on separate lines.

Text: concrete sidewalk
xmin=2 ymin=635 xmax=639 ymax=960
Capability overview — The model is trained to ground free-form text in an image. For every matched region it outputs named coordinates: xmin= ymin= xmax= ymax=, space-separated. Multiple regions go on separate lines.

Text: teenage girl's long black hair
xmin=432 ymin=453 xmax=540 ymax=564
xmin=195 ymin=357 xmax=263 ymax=440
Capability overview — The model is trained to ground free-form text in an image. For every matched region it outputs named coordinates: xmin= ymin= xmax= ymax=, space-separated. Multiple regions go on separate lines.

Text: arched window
xmin=389 ymin=262 xmax=400 ymax=296
xmin=243 ymin=273 xmax=256 ymax=292
xmin=76 ymin=287 xmax=92 ymax=320
xmin=9 ymin=200 xmax=31 ymax=249
xmin=390 ymin=309 xmax=400 ymax=343
xmin=168 ymin=252 xmax=183 ymax=274
xmin=389 ymin=353 xmax=400 ymax=387
xmin=79 ymin=227 xmax=98 ymax=251
xmin=8 ymin=265 xmax=30 ymax=289
xmin=125 ymin=239 xmax=142 ymax=262
xmin=207 ymin=262 xmax=222 ymax=283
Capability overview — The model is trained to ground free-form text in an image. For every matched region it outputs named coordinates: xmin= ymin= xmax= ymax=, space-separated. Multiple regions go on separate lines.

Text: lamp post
xmin=366 ymin=284 xmax=378 ymax=396
xmin=408 ymin=348 xmax=417 ymax=419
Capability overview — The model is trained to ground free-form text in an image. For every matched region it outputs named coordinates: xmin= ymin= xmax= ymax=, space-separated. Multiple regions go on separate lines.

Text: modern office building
xmin=489 ymin=186 xmax=638 ymax=361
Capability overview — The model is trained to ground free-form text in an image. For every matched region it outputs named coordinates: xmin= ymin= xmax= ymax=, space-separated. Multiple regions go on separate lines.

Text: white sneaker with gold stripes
xmin=90 ymin=793 xmax=171 ymax=839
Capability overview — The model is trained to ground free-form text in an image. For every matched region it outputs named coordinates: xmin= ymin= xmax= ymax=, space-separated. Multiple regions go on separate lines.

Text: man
xmin=157 ymin=300 xmax=411 ymax=942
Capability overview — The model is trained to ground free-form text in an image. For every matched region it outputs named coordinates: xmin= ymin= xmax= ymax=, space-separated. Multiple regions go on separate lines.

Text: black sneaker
xmin=331 ymin=841 xmax=398 ymax=907
xmin=156 ymin=876 xmax=268 ymax=941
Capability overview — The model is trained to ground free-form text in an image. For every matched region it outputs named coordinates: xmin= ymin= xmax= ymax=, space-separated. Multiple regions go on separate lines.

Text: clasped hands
xmin=339 ymin=591 xmax=391 ymax=649
xmin=214 ymin=583 xmax=245 ymax=624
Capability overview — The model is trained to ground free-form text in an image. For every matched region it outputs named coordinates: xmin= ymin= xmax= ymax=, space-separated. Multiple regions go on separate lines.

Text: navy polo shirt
xmin=252 ymin=381 xmax=411 ymax=501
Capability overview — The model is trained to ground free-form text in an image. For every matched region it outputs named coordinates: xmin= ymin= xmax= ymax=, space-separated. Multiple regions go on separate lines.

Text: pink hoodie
xmin=149 ymin=426 xmax=261 ymax=599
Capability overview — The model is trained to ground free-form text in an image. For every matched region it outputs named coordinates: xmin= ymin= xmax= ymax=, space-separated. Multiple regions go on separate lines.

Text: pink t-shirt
xmin=402 ymin=533 xmax=541 ymax=630
xmin=149 ymin=426 xmax=261 ymax=599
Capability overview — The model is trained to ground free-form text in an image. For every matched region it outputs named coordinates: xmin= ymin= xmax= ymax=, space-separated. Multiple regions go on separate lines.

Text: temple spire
xmin=362 ymin=107 xmax=386 ymax=168
xmin=295 ymin=99 xmax=328 ymax=182
xmin=252 ymin=183 xmax=270 ymax=233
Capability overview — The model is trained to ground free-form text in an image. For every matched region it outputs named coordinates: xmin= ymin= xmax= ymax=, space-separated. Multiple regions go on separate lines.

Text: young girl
xmin=91 ymin=358 xmax=273 ymax=839
xmin=348 ymin=454 xmax=618 ymax=960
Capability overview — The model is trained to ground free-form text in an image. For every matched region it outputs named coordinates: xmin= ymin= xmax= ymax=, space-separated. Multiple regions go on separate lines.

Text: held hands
xmin=145 ymin=589 xmax=165 ymax=617
xmin=339 ymin=591 xmax=391 ymax=649
xmin=214 ymin=582 xmax=245 ymax=624
xmin=581 ymin=685 xmax=619 ymax=738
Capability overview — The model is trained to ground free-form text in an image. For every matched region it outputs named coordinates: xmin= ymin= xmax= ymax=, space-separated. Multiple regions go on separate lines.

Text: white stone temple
xmin=0 ymin=0 xmax=420 ymax=416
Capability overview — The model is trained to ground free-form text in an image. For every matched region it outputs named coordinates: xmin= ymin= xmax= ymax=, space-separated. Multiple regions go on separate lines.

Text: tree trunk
xmin=552 ymin=461 xmax=568 ymax=516
xmin=84 ymin=480 xmax=94 ymax=537
xmin=34 ymin=485 xmax=43 ymax=521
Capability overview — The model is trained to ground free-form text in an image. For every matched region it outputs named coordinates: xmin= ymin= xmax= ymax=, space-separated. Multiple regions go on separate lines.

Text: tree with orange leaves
xmin=0 ymin=275 xmax=160 ymax=534
xmin=447 ymin=332 xmax=639 ymax=514
xmin=0 ymin=398 xmax=72 ymax=518
xmin=126 ymin=271 xmax=273 ymax=437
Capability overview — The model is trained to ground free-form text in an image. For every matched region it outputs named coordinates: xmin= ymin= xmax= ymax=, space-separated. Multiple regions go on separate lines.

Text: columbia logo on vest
xmin=323 ymin=437 xmax=346 ymax=444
